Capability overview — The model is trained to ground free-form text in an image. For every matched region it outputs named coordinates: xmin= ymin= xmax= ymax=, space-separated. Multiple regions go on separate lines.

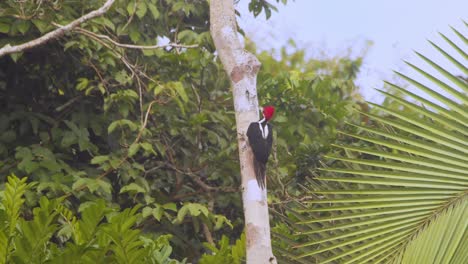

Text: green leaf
xmin=0 ymin=175 xmax=29 ymax=262
xmin=176 ymin=203 xmax=209 ymax=223
xmin=31 ymin=19 xmax=50 ymax=34
xmin=148 ymin=3 xmax=160 ymax=19
xmin=172 ymin=82 xmax=188 ymax=102
xmin=140 ymin=142 xmax=156 ymax=155
xmin=162 ymin=203 xmax=177 ymax=212
xmin=16 ymin=20 xmax=30 ymax=34
xmin=177 ymin=30 xmax=198 ymax=44
xmin=93 ymin=17 xmax=115 ymax=31
xmin=120 ymin=183 xmax=146 ymax=194
xmin=142 ymin=206 xmax=153 ymax=218
xmin=136 ymin=2 xmax=148 ymax=19
xmin=0 ymin=22 xmax=10 ymax=33
xmin=73 ymin=178 xmax=111 ymax=194
xmin=108 ymin=119 xmax=139 ymax=133
xmin=75 ymin=199 xmax=108 ymax=245
xmin=213 ymin=215 xmax=233 ymax=230
xmin=76 ymin=78 xmax=89 ymax=91
xmin=152 ymin=206 xmax=164 ymax=221
xmin=128 ymin=143 xmax=140 ymax=157
xmin=153 ymin=84 xmax=165 ymax=96
xmin=13 ymin=197 xmax=60 ymax=263
xmin=90 ymin=155 xmax=109 ymax=165
xmin=115 ymin=70 xmax=130 ymax=85
xmin=427 ymin=40 xmax=468 ymax=87
xmin=440 ymin=31 xmax=467 ymax=61
xmin=9 ymin=52 xmax=22 ymax=62
xmin=129 ymin=28 xmax=141 ymax=43
xmin=101 ymin=206 xmax=145 ymax=263
xmin=127 ymin=2 xmax=136 ymax=15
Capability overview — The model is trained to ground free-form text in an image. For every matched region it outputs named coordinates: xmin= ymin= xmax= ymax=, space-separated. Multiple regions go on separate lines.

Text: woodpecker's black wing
xmin=247 ymin=122 xmax=273 ymax=189
xmin=247 ymin=122 xmax=270 ymax=163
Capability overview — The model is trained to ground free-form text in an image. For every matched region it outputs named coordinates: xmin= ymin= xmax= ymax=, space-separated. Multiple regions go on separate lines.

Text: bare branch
xmin=202 ymin=197 xmax=215 ymax=245
xmin=75 ymin=27 xmax=199 ymax=50
xmin=0 ymin=0 xmax=116 ymax=57
xmin=202 ymin=222 xmax=215 ymax=245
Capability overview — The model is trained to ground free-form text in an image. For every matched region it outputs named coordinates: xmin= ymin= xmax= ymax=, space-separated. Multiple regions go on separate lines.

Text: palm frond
xmin=276 ymin=24 xmax=468 ymax=263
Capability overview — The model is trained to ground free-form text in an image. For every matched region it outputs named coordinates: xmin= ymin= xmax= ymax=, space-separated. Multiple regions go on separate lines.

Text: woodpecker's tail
xmin=253 ymin=158 xmax=266 ymax=189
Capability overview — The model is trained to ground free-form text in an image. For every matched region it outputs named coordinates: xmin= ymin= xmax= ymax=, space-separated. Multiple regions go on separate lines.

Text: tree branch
xmin=75 ymin=27 xmax=199 ymax=50
xmin=203 ymin=196 xmax=215 ymax=245
xmin=0 ymin=0 xmax=116 ymax=57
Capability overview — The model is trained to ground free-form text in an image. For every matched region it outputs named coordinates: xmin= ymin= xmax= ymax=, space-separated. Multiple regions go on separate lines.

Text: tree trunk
xmin=210 ymin=1 xmax=277 ymax=263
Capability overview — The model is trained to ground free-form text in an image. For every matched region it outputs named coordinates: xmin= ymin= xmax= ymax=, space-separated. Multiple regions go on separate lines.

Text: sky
xmin=237 ymin=0 xmax=467 ymax=103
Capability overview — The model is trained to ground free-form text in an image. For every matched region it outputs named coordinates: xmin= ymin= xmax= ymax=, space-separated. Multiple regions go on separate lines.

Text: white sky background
xmin=237 ymin=0 xmax=467 ymax=103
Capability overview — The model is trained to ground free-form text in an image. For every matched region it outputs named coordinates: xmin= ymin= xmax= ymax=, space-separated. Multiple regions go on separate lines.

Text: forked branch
xmin=0 ymin=0 xmax=116 ymax=57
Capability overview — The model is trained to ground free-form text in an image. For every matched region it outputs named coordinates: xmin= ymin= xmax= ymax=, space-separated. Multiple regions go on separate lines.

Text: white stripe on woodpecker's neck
xmin=257 ymin=118 xmax=268 ymax=139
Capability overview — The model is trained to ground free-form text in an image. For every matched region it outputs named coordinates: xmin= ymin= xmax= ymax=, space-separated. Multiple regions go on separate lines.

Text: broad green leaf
xmin=176 ymin=203 xmax=209 ymax=223
xmin=148 ymin=3 xmax=160 ymax=19
xmin=163 ymin=203 xmax=177 ymax=212
xmin=90 ymin=155 xmax=109 ymax=165
xmin=16 ymin=20 xmax=30 ymax=34
xmin=128 ymin=143 xmax=140 ymax=157
xmin=172 ymin=82 xmax=189 ymax=102
xmin=0 ymin=22 xmax=10 ymax=33
xmin=9 ymin=52 xmax=22 ymax=62
xmin=120 ymin=183 xmax=146 ymax=194
xmin=136 ymin=2 xmax=148 ymax=18
xmin=127 ymin=2 xmax=136 ymax=15
xmin=140 ymin=142 xmax=156 ymax=155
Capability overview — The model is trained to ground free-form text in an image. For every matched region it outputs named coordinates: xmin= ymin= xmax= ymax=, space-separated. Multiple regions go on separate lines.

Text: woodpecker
xmin=247 ymin=106 xmax=275 ymax=189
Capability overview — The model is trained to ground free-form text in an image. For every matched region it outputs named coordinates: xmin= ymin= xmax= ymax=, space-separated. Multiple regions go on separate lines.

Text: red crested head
xmin=262 ymin=106 xmax=275 ymax=121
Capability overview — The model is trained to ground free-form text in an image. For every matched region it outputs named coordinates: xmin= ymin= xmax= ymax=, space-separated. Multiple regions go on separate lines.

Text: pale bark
xmin=210 ymin=1 xmax=277 ymax=263
xmin=0 ymin=0 xmax=116 ymax=58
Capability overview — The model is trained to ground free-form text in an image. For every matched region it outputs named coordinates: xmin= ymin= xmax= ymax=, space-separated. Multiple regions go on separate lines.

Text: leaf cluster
xmin=0 ymin=174 xmax=185 ymax=264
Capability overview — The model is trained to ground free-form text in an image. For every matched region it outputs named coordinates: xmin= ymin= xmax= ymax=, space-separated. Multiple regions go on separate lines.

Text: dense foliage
xmin=0 ymin=0 xmax=366 ymax=262
xmin=1 ymin=175 xmax=186 ymax=264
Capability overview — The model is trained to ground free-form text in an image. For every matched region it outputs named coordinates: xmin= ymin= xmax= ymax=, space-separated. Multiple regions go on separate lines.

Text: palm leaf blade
xmin=381 ymin=82 xmax=468 ymax=127
xmin=414 ymin=51 xmax=468 ymax=96
xmin=394 ymin=71 xmax=468 ymax=120
xmin=401 ymin=198 xmax=468 ymax=264
xmin=428 ymin=40 xmax=468 ymax=77
xmin=347 ymin=123 xmax=468 ymax=161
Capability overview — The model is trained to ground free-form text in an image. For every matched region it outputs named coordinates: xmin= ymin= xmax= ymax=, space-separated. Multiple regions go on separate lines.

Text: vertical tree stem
xmin=210 ymin=1 xmax=277 ymax=263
